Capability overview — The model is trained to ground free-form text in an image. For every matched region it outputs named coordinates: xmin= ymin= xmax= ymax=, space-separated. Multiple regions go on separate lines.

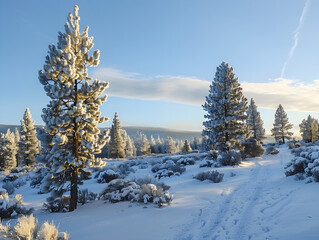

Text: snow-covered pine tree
xmin=20 ymin=108 xmax=40 ymax=166
xmin=0 ymin=130 xmax=17 ymax=170
xmin=124 ymin=134 xmax=136 ymax=158
xmin=271 ymin=104 xmax=293 ymax=144
xmin=247 ymin=98 xmax=265 ymax=142
xmin=14 ymin=128 xmax=20 ymax=166
xmin=156 ymin=136 xmax=164 ymax=154
xmin=164 ymin=136 xmax=177 ymax=154
xmin=192 ymin=137 xmax=199 ymax=150
xmin=109 ymin=113 xmax=125 ymax=158
xmin=182 ymin=139 xmax=192 ymax=153
xmin=140 ymin=134 xmax=151 ymax=156
xmin=150 ymin=135 xmax=157 ymax=154
xmin=38 ymin=6 xmax=108 ymax=211
xmin=299 ymin=115 xmax=319 ymax=142
xmin=202 ymin=62 xmax=249 ymax=152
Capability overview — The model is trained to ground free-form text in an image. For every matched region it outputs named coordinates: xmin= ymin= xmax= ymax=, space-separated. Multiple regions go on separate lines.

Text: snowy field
xmin=7 ymin=145 xmax=319 ymax=240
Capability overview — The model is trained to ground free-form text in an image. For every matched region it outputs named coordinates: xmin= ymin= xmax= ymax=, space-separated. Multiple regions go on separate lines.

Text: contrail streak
xmin=281 ymin=0 xmax=310 ymax=78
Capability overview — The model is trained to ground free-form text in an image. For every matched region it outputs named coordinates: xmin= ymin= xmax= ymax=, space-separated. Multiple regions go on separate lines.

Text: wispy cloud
xmin=94 ymin=67 xmax=319 ymax=112
xmin=281 ymin=0 xmax=311 ymax=78
xmin=93 ymin=67 xmax=210 ymax=105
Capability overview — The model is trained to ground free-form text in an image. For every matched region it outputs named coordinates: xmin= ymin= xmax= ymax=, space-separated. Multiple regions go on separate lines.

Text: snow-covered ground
xmin=10 ymin=146 xmax=319 ymax=240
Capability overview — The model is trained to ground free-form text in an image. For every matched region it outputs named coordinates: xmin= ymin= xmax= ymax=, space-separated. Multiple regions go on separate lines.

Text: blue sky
xmin=1 ymin=0 xmax=319 ymax=135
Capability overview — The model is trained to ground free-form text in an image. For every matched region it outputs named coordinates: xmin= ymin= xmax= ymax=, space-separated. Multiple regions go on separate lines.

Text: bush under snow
xmin=285 ymin=144 xmax=319 ymax=182
xmin=99 ymin=179 xmax=173 ymax=205
xmin=217 ymin=150 xmax=242 ymax=166
xmin=0 ymin=214 xmax=69 ymax=240
xmin=194 ymin=170 xmax=224 ymax=183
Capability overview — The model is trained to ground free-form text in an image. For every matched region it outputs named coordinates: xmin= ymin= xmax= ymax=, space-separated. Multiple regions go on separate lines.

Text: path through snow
xmin=177 ymin=147 xmax=310 ymax=240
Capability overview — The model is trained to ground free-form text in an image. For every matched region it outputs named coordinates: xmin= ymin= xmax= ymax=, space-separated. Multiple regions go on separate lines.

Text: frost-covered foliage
xmin=247 ymin=98 xmax=265 ymax=142
xmin=99 ymin=179 xmax=173 ymax=205
xmin=285 ymin=144 xmax=319 ymax=182
xmin=95 ymin=162 xmax=135 ymax=183
xmin=0 ymin=214 xmax=69 ymax=240
xmin=78 ymin=189 xmax=97 ymax=205
xmin=44 ymin=195 xmax=70 ymax=213
xmin=135 ymin=132 xmax=151 ymax=156
xmin=194 ymin=170 xmax=224 ymax=183
xmin=38 ymin=5 xmax=108 ymax=211
xmin=163 ymin=137 xmax=177 ymax=154
xmin=0 ymin=189 xmax=32 ymax=219
xmin=0 ymin=130 xmax=18 ymax=171
xmin=241 ymin=138 xmax=265 ymax=158
xmin=20 ymin=108 xmax=40 ymax=166
xmin=202 ymin=62 xmax=249 ymax=152
xmin=271 ymin=104 xmax=293 ymax=144
xmin=182 ymin=140 xmax=192 ymax=153
xmin=109 ymin=113 xmax=125 ymax=158
xmin=299 ymin=115 xmax=319 ymax=143
xmin=30 ymin=167 xmax=50 ymax=188
xmin=151 ymin=160 xmax=186 ymax=179
xmin=266 ymin=146 xmax=279 ymax=155
xmin=217 ymin=150 xmax=242 ymax=166
xmin=97 ymin=169 xmax=120 ymax=183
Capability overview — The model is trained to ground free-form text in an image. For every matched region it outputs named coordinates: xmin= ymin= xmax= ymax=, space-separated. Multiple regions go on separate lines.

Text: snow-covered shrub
xmin=0 ymin=214 xmax=69 ymax=240
xmin=151 ymin=160 xmax=186 ymax=179
xmin=30 ymin=167 xmax=50 ymax=187
xmin=44 ymin=195 xmax=70 ymax=213
xmin=217 ymin=151 xmax=242 ymax=166
xmin=0 ymin=190 xmax=32 ymax=219
xmin=97 ymin=169 xmax=120 ymax=183
xmin=139 ymin=184 xmax=173 ymax=205
xmin=194 ymin=170 xmax=224 ymax=183
xmin=100 ymin=179 xmax=173 ymax=205
xmin=3 ymin=174 xmax=19 ymax=182
xmin=312 ymin=167 xmax=319 ymax=182
xmin=133 ymin=175 xmax=170 ymax=191
xmin=241 ymin=139 xmax=265 ymax=158
xmin=294 ymin=173 xmax=305 ymax=181
xmin=266 ymin=146 xmax=279 ymax=155
xmin=100 ymin=179 xmax=141 ymax=203
xmin=176 ymin=157 xmax=196 ymax=166
xmin=88 ymin=157 xmax=106 ymax=171
xmin=285 ymin=144 xmax=319 ymax=182
xmin=199 ymin=160 xmax=216 ymax=168
xmin=78 ymin=189 xmax=97 ymax=205
xmin=2 ymin=182 xmax=16 ymax=195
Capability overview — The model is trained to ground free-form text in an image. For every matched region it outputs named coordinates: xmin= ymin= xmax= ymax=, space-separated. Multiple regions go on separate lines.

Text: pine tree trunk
xmin=69 ymin=167 xmax=78 ymax=211
xmin=70 ymin=79 xmax=79 ymax=212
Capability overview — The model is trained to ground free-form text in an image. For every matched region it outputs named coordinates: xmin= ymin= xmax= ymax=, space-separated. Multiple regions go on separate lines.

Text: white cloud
xmin=93 ymin=67 xmax=210 ymax=105
xmin=93 ymin=67 xmax=319 ymax=112
xmin=281 ymin=0 xmax=310 ymax=78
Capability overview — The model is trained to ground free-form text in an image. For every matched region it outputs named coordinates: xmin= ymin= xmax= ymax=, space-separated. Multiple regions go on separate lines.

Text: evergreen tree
xmin=156 ymin=136 xmax=164 ymax=154
xmin=299 ymin=115 xmax=319 ymax=142
xmin=192 ymin=137 xmax=199 ymax=150
xmin=202 ymin=62 xmax=249 ymax=152
xmin=247 ymin=98 xmax=265 ymax=142
xmin=150 ymin=135 xmax=157 ymax=154
xmin=182 ymin=139 xmax=192 ymax=153
xmin=14 ymin=128 xmax=20 ymax=166
xmin=140 ymin=134 xmax=151 ymax=156
xmin=20 ymin=108 xmax=40 ymax=166
xmin=0 ymin=130 xmax=17 ymax=170
xmin=164 ymin=136 xmax=177 ymax=154
xmin=271 ymin=104 xmax=293 ymax=144
xmin=124 ymin=135 xmax=136 ymax=158
xmin=38 ymin=6 xmax=108 ymax=211
xmin=109 ymin=113 xmax=125 ymax=158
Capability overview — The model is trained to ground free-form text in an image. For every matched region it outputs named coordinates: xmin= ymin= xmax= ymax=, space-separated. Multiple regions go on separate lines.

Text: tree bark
xmin=69 ymin=167 xmax=78 ymax=211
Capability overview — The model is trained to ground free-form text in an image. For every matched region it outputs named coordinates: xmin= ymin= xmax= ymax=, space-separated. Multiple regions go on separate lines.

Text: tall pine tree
xmin=0 ymin=130 xmax=17 ymax=171
xmin=38 ymin=6 xmax=108 ymax=211
xmin=202 ymin=62 xmax=249 ymax=152
xmin=247 ymin=98 xmax=265 ymax=142
xmin=299 ymin=115 xmax=319 ymax=142
xmin=109 ymin=113 xmax=125 ymax=158
xmin=20 ymin=108 xmax=39 ymax=166
xmin=271 ymin=104 xmax=293 ymax=144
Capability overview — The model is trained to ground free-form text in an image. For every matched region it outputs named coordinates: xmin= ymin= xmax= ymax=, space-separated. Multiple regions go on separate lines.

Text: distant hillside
xmin=0 ymin=124 xmax=201 ymax=141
